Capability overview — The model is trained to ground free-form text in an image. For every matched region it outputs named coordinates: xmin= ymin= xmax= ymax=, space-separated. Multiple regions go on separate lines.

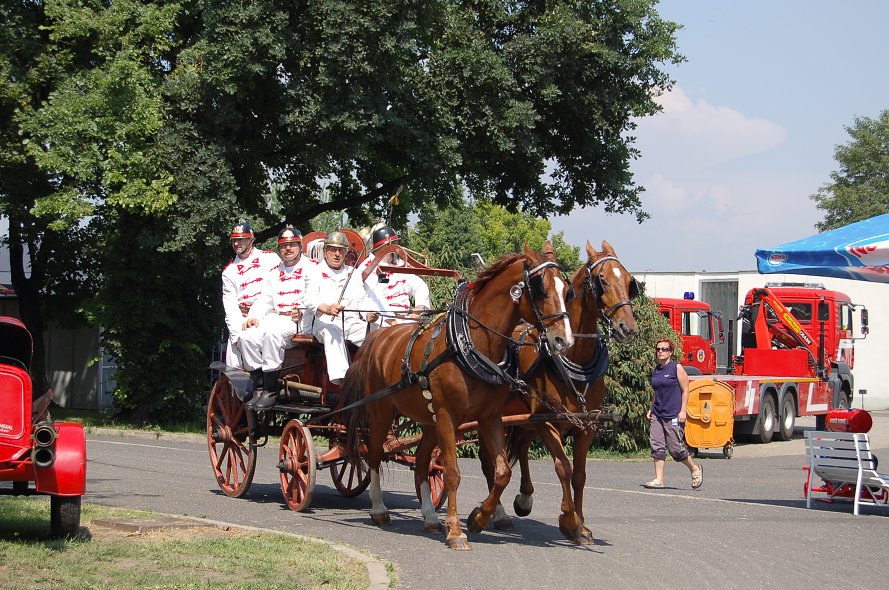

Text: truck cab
xmin=656 ymin=295 xmax=724 ymax=374
xmin=733 ymin=283 xmax=869 ymax=435
xmin=736 ymin=283 xmax=866 ymax=383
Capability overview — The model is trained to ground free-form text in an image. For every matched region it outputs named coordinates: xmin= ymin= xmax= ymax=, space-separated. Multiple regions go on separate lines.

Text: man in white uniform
xmin=306 ymin=232 xmax=380 ymax=384
xmin=241 ymin=226 xmax=318 ymax=409
xmin=360 ymin=226 xmax=431 ymax=326
xmin=220 ymin=222 xmax=279 ymax=372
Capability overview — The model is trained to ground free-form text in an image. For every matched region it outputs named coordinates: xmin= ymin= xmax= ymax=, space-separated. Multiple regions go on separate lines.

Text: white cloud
xmin=635 ymin=86 xmax=787 ymax=168
xmin=551 ymin=87 xmax=818 ymax=272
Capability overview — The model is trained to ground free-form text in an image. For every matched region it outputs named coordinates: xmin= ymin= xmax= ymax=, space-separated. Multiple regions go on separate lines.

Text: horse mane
xmin=467 ymin=252 xmax=528 ymax=296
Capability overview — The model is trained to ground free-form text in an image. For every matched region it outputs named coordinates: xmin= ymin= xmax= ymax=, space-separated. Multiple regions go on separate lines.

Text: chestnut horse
xmin=343 ymin=247 xmax=574 ymax=550
xmin=481 ymin=240 xmax=639 ymax=544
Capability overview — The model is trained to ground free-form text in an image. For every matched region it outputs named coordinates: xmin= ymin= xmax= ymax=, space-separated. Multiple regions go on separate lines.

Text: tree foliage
xmin=811 ymin=109 xmax=889 ymax=231
xmin=1 ymin=0 xmax=681 ymax=422
xmin=597 ymin=288 xmax=679 ymax=452
xmin=404 ymin=200 xmax=580 ymax=306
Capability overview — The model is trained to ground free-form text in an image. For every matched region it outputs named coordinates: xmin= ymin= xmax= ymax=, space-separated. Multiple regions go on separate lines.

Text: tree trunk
xmin=7 ymin=220 xmax=50 ymax=397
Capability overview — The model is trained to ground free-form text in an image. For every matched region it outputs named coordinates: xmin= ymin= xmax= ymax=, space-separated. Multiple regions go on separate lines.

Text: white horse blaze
xmin=552 ymin=276 xmax=575 ymax=348
xmin=612 ymin=267 xmax=622 ymax=279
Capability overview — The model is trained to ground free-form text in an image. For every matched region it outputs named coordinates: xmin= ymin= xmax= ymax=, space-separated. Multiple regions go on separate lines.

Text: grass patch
xmin=51 ymin=408 xmax=204 ymax=435
xmin=0 ymin=497 xmax=373 ymax=590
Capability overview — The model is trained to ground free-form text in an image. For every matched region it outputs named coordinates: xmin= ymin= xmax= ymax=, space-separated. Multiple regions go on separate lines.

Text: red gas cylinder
xmin=825 ymin=408 xmax=873 ymax=433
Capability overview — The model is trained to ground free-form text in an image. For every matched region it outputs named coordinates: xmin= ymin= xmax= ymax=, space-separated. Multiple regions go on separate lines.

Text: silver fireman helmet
xmin=324 ymin=231 xmax=350 ymax=249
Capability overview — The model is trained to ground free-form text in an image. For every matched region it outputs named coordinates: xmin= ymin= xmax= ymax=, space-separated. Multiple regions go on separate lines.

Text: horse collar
xmin=445 ymin=282 xmax=517 ymax=386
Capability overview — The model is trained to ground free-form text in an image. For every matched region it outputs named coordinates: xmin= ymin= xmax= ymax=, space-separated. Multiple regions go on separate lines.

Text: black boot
xmin=245 ymin=369 xmax=263 ymax=404
xmin=250 ymin=371 xmax=279 ymax=410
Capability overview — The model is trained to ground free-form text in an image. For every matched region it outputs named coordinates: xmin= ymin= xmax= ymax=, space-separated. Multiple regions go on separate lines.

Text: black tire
xmin=12 ymin=481 xmax=29 ymax=494
xmin=50 ymin=496 xmax=81 ymax=539
xmin=777 ymin=395 xmax=796 ymax=441
xmin=754 ymin=395 xmax=776 ymax=444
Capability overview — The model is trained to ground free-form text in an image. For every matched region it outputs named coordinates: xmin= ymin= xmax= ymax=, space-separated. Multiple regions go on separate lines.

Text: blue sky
xmin=550 ymin=0 xmax=889 ymax=272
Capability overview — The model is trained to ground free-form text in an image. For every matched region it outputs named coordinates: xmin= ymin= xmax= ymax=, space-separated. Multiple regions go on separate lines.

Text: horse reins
xmin=585 ymin=255 xmax=635 ymax=336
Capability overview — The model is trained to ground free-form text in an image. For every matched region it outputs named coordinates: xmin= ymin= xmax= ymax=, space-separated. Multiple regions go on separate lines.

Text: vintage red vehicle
xmin=0 ymin=316 xmax=86 ymax=537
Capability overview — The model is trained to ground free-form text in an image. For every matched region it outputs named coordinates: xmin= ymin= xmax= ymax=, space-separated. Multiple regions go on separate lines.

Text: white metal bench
xmin=805 ymin=430 xmax=889 ymax=515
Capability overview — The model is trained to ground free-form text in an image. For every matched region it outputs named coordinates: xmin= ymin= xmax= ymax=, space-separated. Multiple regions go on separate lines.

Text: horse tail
xmin=505 ymin=425 xmax=522 ymax=468
xmin=342 ymin=337 xmax=373 ymax=467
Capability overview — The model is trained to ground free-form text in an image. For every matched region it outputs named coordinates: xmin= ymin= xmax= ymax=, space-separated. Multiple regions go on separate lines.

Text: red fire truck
xmin=655 ymin=295 xmax=724 ymax=374
xmin=658 ymin=284 xmax=869 ymax=444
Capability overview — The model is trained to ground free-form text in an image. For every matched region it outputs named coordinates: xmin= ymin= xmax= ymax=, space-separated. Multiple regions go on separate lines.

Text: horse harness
xmin=314 ymin=260 xmax=565 ymax=422
xmin=506 ymin=254 xmax=639 ymax=428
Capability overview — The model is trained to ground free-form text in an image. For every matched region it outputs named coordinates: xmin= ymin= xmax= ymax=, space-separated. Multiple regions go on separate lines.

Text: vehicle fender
xmin=34 ymin=422 xmax=86 ymax=496
xmin=828 ymin=372 xmax=855 ymax=408
xmin=758 ymin=382 xmax=779 ymax=407
xmin=778 ymin=383 xmax=798 ymax=416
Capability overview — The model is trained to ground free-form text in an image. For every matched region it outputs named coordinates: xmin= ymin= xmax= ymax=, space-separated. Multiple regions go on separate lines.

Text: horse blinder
xmin=629 ymin=277 xmax=640 ymax=300
xmin=564 ymin=273 xmax=576 ymax=303
xmin=528 ymin=274 xmax=546 ymax=300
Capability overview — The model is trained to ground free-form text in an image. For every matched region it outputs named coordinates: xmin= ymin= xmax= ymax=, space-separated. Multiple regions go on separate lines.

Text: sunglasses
xmin=655 ymin=346 xmax=672 ymax=352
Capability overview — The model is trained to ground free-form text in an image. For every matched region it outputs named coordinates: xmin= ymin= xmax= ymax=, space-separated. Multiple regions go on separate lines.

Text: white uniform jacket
xmin=221 ymin=249 xmax=280 ymax=341
xmin=362 ymin=254 xmax=431 ymax=324
xmin=247 ymin=256 xmax=319 ymax=328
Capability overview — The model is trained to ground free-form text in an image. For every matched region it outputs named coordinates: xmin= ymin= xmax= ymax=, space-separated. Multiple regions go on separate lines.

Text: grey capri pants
xmin=649 ymin=415 xmax=689 ymax=462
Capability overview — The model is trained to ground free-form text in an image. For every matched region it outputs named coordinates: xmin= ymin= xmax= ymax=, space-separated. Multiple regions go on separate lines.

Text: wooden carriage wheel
xmin=428 ymin=447 xmax=446 ymax=510
xmin=278 ymin=419 xmax=317 ymax=511
xmin=329 ymin=440 xmax=371 ymax=497
xmin=207 ymin=376 xmax=257 ymax=497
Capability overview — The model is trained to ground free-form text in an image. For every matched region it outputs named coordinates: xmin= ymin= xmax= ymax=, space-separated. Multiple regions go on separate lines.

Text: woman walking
xmin=643 ymin=338 xmax=704 ymax=490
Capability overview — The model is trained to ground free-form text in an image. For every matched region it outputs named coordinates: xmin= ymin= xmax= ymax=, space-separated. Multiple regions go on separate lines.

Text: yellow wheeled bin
xmin=685 ymin=378 xmax=735 ymax=459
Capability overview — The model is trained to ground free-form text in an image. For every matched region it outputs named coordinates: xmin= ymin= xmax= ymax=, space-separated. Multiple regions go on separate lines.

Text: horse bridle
xmin=584 ymin=255 xmax=639 ymax=332
xmin=512 ymin=260 xmax=571 ymax=342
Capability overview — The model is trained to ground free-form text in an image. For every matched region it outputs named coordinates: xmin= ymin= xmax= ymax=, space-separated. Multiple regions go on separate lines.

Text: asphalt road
xmin=80 ymin=414 xmax=889 ymax=590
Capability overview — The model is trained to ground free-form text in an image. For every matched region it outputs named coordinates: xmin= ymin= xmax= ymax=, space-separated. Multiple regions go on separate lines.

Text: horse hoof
xmin=578 ymin=525 xmax=594 ymax=545
xmin=492 ymin=516 xmax=514 ymax=530
xmin=558 ymin=514 xmax=584 ymax=544
xmin=423 ymin=521 xmax=443 ymax=533
xmin=370 ymin=512 xmax=391 ymax=526
xmin=513 ymin=494 xmax=532 ymax=517
xmin=466 ymin=507 xmax=488 ymax=534
xmin=447 ymin=534 xmax=471 ymax=551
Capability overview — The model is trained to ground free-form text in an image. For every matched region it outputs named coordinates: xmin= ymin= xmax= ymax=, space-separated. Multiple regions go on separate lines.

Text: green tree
xmin=598 ymin=289 xmax=678 ymax=452
xmin=2 ymin=0 xmax=681 ymax=421
xmin=811 ymin=110 xmax=889 ymax=231
xmin=0 ymin=0 xmax=99 ymax=395
xmin=404 ymin=200 xmax=580 ymax=306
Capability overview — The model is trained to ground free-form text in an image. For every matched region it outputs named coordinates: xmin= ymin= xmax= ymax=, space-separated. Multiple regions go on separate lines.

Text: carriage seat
xmin=291 ymin=334 xmax=320 ymax=346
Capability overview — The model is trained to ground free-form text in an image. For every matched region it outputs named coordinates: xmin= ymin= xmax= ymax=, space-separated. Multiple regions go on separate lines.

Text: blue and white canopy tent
xmin=755 ymin=213 xmax=889 ymax=283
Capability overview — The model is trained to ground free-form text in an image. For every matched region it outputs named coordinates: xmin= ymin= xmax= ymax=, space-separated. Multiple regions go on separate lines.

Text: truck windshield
xmin=682 ymin=311 xmax=712 ymax=340
xmin=839 ymin=304 xmax=853 ymax=332
xmin=783 ymin=302 xmax=813 ymax=323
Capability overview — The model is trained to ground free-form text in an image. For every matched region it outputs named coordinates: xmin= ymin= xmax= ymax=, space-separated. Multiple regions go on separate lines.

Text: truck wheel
xmin=754 ymin=395 xmax=776 ymax=444
xmin=777 ymin=396 xmax=796 ymax=441
xmin=50 ymin=496 xmax=81 ymax=539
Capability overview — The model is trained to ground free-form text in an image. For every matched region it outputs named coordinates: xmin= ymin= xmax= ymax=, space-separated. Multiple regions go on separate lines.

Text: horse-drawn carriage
xmin=207 ymin=229 xmax=458 ymax=511
xmin=0 ymin=316 xmax=86 ymax=538
xmin=207 ymin=230 xmax=639 ymax=550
